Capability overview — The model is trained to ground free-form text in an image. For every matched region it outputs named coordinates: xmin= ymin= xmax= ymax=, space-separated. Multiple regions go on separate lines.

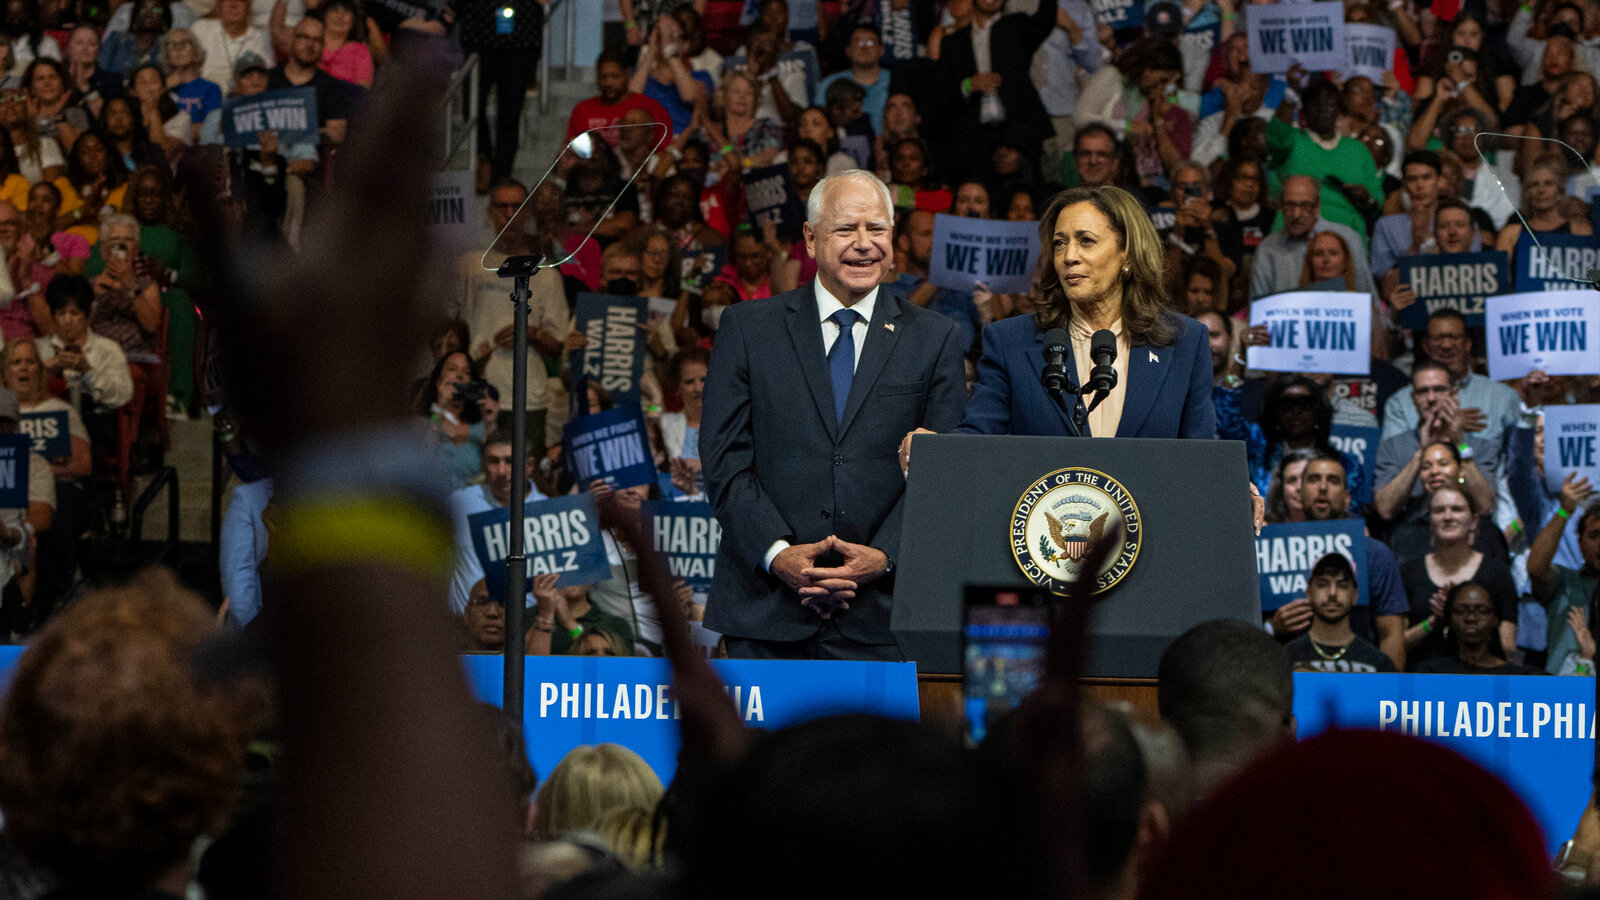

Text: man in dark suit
xmin=702 ymin=170 xmax=967 ymax=660
xmin=932 ymin=0 xmax=1075 ymax=180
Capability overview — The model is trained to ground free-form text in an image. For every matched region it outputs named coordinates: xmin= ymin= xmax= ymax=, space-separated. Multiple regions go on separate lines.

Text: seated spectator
xmin=528 ymin=574 xmax=637 ymax=656
xmin=97 ymin=96 xmax=170 ymax=173
xmin=1 ymin=0 xmax=60 ymax=80
xmin=950 ymin=180 xmax=988 ymax=218
xmin=1263 ymin=446 xmax=1318 ymax=524
xmin=1401 ymin=484 xmax=1519 ymax=665
xmin=21 ymin=182 xmax=90 ymax=296
xmin=1065 ymin=122 xmax=1126 ymax=190
xmin=1001 ymin=186 xmax=1036 ymax=222
xmin=885 ymin=136 xmax=946 ymax=209
xmin=815 ymin=26 xmax=888 ymax=136
xmin=1381 ymin=308 xmax=1520 ymax=446
xmin=0 ymin=570 xmax=264 ymax=895
xmin=192 ymin=0 xmax=273 ymax=95
xmin=36 ymin=274 xmax=134 ymax=417
xmin=0 ymin=82 xmax=65 ymax=184
xmin=1528 ymin=473 xmax=1600 ymax=675
xmin=1270 ymin=451 xmax=1408 ymax=668
xmin=706 ymin=70 xmax=783 ymax=174
xmin=0 ymin=204 xmax=25 ymax=340
xmin=798 ymin=106 xmax=855 ymax=176
xmin=269 ymin=17 xmax=351 ymax=146
xmin=566 ymin=50 xmax=672 ymax=143
xmin=1286 ymin=552 xmax=1398 ymax=672
xmin=823 ymin=78 xmax=873 ymax=168
xmin=1192 ymin=41 xmax=1281 ymax=169
xmin=127 ymin=64 xmax=190 ymax=155
xmin=1216 ymin=373 xmax=1362 ymax=503
xmin=1156 ymin=163 xmax=1233 ymax=290
xmin=160 ymin=28 xmax=223 ymax=133
xmin=1378 ymin=439 xmax=1506 ymax=566
xmin=24 ymin=58 xmax=89 ymax=154
xmin=314 ymin=0 xmax=374 ymax=89
xmin=1415 ymin=104 xmax=1519 ymax=229
xmin=1269 ymin=75 xmax=1385 ymax=241
xmin=1249 ymin=175 xmax=1374 ymax=300
xmin=738 ymin=27 xmax=804 ymax=127
xmin=658 ymin=345 xmax=707 ymax=493
xmin=1195 ymin=309 xmax=1230 ymax=384
xmin=86 ymin=215 xmax=162 ymax=368
xmin=1412 ymin=582 xmax=1538 ymax=674
xmin=461 ymin=577 xmax=506 ymax=652
xmin=871 ymin=92 xmax=921 ymax=180
xmin=56 ymin=131 xmax=128 ymax=246
xmin=1075 ymin=37 xmax=1192 ymax=199
xmin=1496 ymin=157 xmax=1592 ymax=253
xmin=1176 ymin=255 xmax=1225 ymax=317
xmin=1375 ymin=360 xmax=1499 ymax=515
xmin=629 ymin=16 xmax=711 ymax=136
xmin=1372 ymin=151 xmax=1446 ymax=281
xmin=0 ymin=357 xmax=65 ymax=624
xmin=532 ymin=744 xmax=662 ymax=843
xmin=446 ymin=430 xmax=548 ymax=613
xmin=673 ymin=5 xmax=721 ymax=91
xmin=418 ymin=350 xmax=491 ymax=490
xmin=563 ymin=150 xmax=640 ymax=245
xmin=1157 ymin=620 xmax=1293 ymax=799
xmin=98 ymin=0 xmax=179 ymax=79
xmin=1209 ymin=158 xmax=1271 ymax=311
xmin=653 ymin=173 xmax=724 ymax=261
xmin=890 ymin=207 xmax=983 ymax=351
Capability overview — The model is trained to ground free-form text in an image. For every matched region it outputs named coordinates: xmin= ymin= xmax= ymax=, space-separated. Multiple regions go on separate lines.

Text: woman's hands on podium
xmin=899 ymin=428 xmax=935 ymax=475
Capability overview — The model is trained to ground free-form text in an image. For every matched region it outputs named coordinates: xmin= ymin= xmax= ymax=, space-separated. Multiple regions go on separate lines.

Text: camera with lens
xmin=453 ymin=379 xmax=492 ymax=407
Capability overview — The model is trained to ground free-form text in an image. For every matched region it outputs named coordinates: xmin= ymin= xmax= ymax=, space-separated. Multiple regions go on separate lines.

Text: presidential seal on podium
xmin=1010 ymin=467 xmax=1142 ymax=596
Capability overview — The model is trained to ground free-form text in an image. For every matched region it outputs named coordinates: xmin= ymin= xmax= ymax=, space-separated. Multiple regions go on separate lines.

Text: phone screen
xmin=962 ymin=587 xmax=1051 ymax=746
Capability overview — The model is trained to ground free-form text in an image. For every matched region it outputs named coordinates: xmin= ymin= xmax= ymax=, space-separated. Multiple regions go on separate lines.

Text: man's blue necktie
xmin=827 ymin=307 xmax=861 ymax=423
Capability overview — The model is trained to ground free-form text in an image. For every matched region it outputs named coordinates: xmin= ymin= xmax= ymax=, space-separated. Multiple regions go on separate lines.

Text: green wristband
xmin=1559 ymin=507 xmax=1572 ymax=520
xmin=568 ymin=625 xmax=584 ymax=641
xmin=1421 ymin=618 xmax=1434 ymax=635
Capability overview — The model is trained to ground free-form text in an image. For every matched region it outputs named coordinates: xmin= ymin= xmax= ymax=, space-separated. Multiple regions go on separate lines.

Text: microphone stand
xmin=497 ymin=253 xmax=545 ymax=728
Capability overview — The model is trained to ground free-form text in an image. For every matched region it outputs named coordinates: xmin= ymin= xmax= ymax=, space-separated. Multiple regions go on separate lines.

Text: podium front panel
xmin=890 ymin=435 xmax=1259 ymax=676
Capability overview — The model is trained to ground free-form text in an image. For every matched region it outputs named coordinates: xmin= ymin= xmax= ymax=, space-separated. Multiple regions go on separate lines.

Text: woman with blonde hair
xmin=531 ymin=743 xmax=664 ymax=841
xmin=704 ymin=69 xmax=784 ymax=174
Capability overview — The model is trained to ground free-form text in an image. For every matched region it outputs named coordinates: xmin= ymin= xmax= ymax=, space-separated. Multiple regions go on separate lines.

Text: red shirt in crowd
xmin=566 ymin=94 xmax=675 ymax=143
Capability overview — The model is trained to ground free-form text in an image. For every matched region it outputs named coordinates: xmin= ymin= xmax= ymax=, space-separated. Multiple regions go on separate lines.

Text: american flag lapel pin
xmin=1149 ymin=350 xmax=1159 ymax=363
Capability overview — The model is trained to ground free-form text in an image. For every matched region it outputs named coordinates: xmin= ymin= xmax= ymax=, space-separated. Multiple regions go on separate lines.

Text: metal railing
xmin=443 ymin=52 xmax=481 ymax=168
xmin=539 ymin=0 xmax=578 ymax=114
xmin=129 ymin=465 xmax=180 ymax=564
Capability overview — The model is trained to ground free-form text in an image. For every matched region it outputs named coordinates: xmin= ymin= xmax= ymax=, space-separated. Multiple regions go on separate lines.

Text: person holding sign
xmin=446 ymin=430 xmax=549 ymax=615
xmin=1527 ymin=471 xmax=1600 ymax=676
xmin=702 ymin=170 xmax=966 ymax=660
xmin=1285 ymin=553 xmax=1397 ymax=672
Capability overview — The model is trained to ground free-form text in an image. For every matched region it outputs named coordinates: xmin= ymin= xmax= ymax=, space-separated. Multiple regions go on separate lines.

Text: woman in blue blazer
xmin=954 ymin=185 xmax=1216 ymax=439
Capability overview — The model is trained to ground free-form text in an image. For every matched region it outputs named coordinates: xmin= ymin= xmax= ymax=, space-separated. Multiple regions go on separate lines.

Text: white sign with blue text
xmin=1248 ymin=290 xmax=1371 ymax=375
xmin=1246 ymin=1 xmax=1346 ymax=74
xmin=1486 ymin=290 xmax=1600 ymax=381
xmin=1343 ymin=23 xmax=1394 ymax=82
xmin=1543 ymin=404 xmax=1600 ymax=494
xmin=929 ymin=214 xmax=1039 ymax=295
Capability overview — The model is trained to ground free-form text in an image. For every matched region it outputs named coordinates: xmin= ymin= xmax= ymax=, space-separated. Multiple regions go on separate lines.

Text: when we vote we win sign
xmin=1486 ymin=290 xmax=1600 ymax=381
xmin=1247 ymin=291 xmax=1371 ymax=375
xmin=1544 ymin=405 xmax=1600 ymax=495
xmin=929 ymin=214 xmax=1039 ymax=295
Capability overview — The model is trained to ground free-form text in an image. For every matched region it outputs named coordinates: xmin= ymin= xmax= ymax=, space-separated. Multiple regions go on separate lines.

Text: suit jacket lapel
xmin=838 ymin=292 xmax=903 ymax=437
xmin=1116 ymin=340 xmax=1170 ymax=437
xmin=1033 ymin=330 xmax=1083 ymax=436
xmin=784 ymin=288 xmax=840 ymax=442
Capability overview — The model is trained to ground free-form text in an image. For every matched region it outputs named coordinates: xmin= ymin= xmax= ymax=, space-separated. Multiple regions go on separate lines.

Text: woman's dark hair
xmin=1030 ymin=186 xmax=1176 ymax=346
xmin=802 ymin=106 xmax=842 ymax=157
xmin=1226 ymin=117 xmax=1268 ymax=164
xmin=667 ymin=345 xmax=710 ymax=388
xmin=66 ymin=130 xmax=127 ymax=191
xmin=1421 ymin=439 xmax=1463 ymax=466
xmin=1217 ymin=156 xmax=1264 ymax=206
xmin=126 ymin=65 xmax=181 ymax=126
xmin=316 ymin=0 xmax=369 ymax=42
xmin=22 ymin=57 xmax=81 ymax=108
xmin=1178 ymin=255 xmax=1225 ymax=312
xmin=1115 ymin=37 xmax=1183 ymax=81
xmin=44 ymin=274 xmax=94 ymax=314
xmin=29 ymin=180 xmax=61 ymax=208
xmin=415 ymin=349 xmax=482 ymax=420
xmin=888 ymin=136 xmax=932 ymax=186
xmin=1 ymin=0 xmax=43 ymax=45
xmin=1265 ymin=447 xmax=1322 ymax=524
xmin=128 ymin=0 xmax=173 ymax=34
xmin=1261 ymin=375 xmax=1333 ymax=451
xmin=789 ymin=137 xmax=823 ymax=164
xmin=429 ymin=317 xmax=470 ymax=359
xmin=1440 ymin=581 xmax=1504 ymax=662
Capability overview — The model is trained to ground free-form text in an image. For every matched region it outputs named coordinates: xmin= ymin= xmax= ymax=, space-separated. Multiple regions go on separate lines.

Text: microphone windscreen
xmin=1043 ymin=328 xmax=1071 ymax=353
xmin=1091 ymin=328 xmax=1117 ymax=362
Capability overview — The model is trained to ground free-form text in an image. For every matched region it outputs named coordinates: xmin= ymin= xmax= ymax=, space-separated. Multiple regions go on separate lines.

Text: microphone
xmin=1085 ymin=329 xmax=1118 ymax=411
xmin=1041 ymin=327 xmax=1071 ymax=394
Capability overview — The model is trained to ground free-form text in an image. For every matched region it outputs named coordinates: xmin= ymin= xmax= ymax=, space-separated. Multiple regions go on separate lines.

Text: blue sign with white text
xmin=1329 ymin=424 xmax=1380 ymax=506
xmin=462 ymin=655 xmax=921 ymax=783
xmin=1255 ymin=519 xmax=1368 ymax=610
xmin=1295 ymin=672 xmax=1595 ymax=852
xmin=641 ymin=500 xmax=719 ymax=592
xmin=19 ymin=410 xmax=69 ymax=459
xmin=221 ymin=88 xmax=318 ymax=148
xmin=563 ymin=407 xmax=657 ymax=490
xmin=574 ymin=293 xmax=647 ymax=411
xmin=0 ymin=435 xmax=29 ymax=508
xmin=1514 ymin=231 xmax=1600 ymax=293
xmin=1396 ymin=250 xmax=1508 ymax=330
xmin=468 ymin=493 xmax=611 ymax=599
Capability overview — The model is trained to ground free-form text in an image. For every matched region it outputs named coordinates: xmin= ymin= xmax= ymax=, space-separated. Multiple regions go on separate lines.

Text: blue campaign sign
xmin=462 ymin=656 xmax=920 ymax=783
xmin=1515 ymin=230 xmax=1600 ymax=292
xmin=1295 ymin=672 xmax=1595 ymax=852
xmin=1542 ymin=404 xmax=1600 ymax=494
xmin=1486 ymin=289 xmax=1600 ymax=381
xmin=1247 ymin=290 xmax=1371 ymax=375
xmin=1090 ymin=0 xmax=1143 ymax=30
xmin=0 ymin=435 xmax=29 ymax=508
xmin=564 ymin=407 xmax=657 ymax=490
xmin=642 ymin=500 xmax=719 ymax=592
xmin=18 ymin=410 xmax=69 ymax=458
xmin=929 ymin=214 xmax=1039 ymax=295
xmin=1255 ymin=519 xmax=1367 ymax=610
xmin=575 ymin=293 xmax=648 ymax=411
xmin=743 ymin=163 xmax=804 ymax=243
xmin=220 ymin=87 xmax=318 ymax=148
xmin=1328 ymin=424 xmax=1380 ymax=505
xmin=1395 ymin=250 xmax=1509 ymax=330
xmin=468 ymin=493 xmax=611 ymax=599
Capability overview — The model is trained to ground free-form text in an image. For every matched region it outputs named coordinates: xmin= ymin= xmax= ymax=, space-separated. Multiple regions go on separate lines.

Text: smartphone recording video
xmin=962 ymin=586 xmax=1052 ymax=746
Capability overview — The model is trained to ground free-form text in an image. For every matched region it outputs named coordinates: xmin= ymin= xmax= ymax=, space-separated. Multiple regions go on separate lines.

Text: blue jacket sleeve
xmin=952 ymin=320 xmax=1015 ymax=435
xmin=1179 ymin=323 xmax=1218 ymax=439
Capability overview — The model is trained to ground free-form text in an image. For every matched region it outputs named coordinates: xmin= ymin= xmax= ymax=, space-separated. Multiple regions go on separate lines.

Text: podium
xmin=890 ymin=435 xmax=1259 ymax=677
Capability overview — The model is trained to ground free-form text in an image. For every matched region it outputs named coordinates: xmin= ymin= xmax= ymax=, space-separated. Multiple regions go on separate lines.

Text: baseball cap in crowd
xmin=234 ymin=51 xmax=270 ymax=80
xmin=1146 ymin=2 xmax=1183 ymax=40
xmin=0 ymin=388 xmax=20 ymax=424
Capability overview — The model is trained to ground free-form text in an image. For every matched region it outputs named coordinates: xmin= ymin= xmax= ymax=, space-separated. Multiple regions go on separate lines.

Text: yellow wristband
xmin=270 ymin=497 xmax=454 ymax=580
